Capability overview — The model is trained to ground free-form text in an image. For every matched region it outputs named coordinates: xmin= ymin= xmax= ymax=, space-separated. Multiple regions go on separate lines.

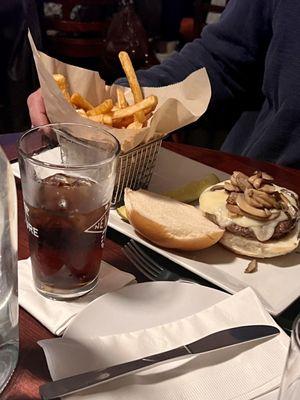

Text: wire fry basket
xmin=112 ymin=137 xmax=162 ymax=207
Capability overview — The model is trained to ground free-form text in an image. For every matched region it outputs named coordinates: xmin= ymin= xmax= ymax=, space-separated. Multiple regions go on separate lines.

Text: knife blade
xmin=40 ymin=324 xmax=279 ymax=399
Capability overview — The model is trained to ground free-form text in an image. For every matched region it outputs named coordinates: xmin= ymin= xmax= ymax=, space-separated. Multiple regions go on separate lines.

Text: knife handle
xmin=40 ymin=345 xmax=189 ymax=399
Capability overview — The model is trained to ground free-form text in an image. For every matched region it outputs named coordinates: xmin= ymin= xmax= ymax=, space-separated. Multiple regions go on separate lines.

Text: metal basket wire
xmin=112 ymin=137 xmax=162 ymax=207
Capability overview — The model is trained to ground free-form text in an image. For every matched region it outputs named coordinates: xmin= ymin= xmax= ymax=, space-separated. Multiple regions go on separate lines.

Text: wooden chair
xmin=40 ymin=0 xmax=117 ymax=61
xmin=194 ymin=0 xmax=230 ymax=37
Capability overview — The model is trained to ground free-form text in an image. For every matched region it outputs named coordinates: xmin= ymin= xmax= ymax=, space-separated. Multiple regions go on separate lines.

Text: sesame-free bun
xmin=220 ymin=226 xmax=300 ymax=258
xmin=199 ymin=179 xmax=300 ymax=258
xmin=124 ymin=188 xmax=224 ymax=251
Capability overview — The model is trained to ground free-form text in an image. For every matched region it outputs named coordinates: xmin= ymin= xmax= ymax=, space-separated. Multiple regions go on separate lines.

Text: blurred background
xmin=0 ymin=0 xmax=230 ymax=147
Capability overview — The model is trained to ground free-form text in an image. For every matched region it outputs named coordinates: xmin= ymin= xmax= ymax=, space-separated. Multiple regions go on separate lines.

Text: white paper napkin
xmin=11 ymin=160 xmax=20 ymax=179
xmin=19 ymin=257 xmax=136 ymax=335
xmin=12 ymin=148 xmax=62 ymax=180
xmin=39 ymin=287 xmax=289 ymax=400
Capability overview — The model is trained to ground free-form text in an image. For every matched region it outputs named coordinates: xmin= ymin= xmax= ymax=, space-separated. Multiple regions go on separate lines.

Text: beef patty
xmin=226 ymin=218 xmax=296 ymax=241
xmin=206 ymin=213 xmax=296 ymax=241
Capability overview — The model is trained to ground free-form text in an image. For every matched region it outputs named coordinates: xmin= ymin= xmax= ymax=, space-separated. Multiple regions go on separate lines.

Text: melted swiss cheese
xmin=199 ymin=186 xmax=289 ymax=242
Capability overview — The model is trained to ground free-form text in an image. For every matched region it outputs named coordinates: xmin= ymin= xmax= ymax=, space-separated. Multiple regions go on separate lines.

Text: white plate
xmin=64 ymin=281 xmax=229 ymax=339
xmin=62 ymin=282 xmax=278 ymax=400
xmin=108 ymin=148 xmax=300 ymax=316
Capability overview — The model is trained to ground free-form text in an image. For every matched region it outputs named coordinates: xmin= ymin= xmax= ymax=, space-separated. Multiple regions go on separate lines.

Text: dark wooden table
xmin=1 ymin=136 xmax=300 ymax=400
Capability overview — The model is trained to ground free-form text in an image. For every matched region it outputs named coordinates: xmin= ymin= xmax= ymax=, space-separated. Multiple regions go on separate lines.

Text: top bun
xmin=124 ymin=188 xmax=224 ymax=251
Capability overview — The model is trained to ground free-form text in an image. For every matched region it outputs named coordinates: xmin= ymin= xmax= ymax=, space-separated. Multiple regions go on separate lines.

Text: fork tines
xmin=122 ymin=241 xmax=164 ymax=281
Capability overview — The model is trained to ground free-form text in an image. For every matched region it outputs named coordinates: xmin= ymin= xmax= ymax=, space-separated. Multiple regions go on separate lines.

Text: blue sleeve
xmin=123 ymin=0 xmax=278 ymax=112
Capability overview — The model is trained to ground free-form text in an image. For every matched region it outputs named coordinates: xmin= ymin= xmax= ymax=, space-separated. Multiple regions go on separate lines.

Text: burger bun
xmin=220 ymin=226 xmax=300 ymax=258
xmin=124 ymin=188 xmax=224 ymax=251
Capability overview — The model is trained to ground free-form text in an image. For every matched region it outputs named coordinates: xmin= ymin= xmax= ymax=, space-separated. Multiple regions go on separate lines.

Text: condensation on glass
xmin=0 ymin=146 xmax=18 ymax=393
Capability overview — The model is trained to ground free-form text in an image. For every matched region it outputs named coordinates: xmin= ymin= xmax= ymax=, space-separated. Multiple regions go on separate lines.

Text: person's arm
xmin=28 ymin=0 xmax=277 ymax=125
xmin=128 ymin=0 xmax=277 ymax=113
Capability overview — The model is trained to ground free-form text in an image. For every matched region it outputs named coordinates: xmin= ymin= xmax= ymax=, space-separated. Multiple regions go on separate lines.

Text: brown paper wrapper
xmin=28 ymin=32 xmax=211 ymax=153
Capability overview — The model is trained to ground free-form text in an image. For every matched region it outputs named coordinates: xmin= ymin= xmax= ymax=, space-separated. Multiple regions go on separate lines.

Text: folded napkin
xmin=11 ymin=160 xmax=20 ymax=179
xmin=12 ymin=148 xmax=60 ymax=180
xmin=19 ymin=258 xmax=136 ymax=335
xmin=39 ymin=287 xmax=289 ymax=400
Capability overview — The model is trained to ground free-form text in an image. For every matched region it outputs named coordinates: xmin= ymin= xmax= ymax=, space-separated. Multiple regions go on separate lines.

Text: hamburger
xmin=199 ymin=171 xmax=300 ymax=258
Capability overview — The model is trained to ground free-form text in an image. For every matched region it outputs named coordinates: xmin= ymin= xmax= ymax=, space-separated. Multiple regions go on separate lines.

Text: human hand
xmin=27 ymin=88 xmax=49 ymax=126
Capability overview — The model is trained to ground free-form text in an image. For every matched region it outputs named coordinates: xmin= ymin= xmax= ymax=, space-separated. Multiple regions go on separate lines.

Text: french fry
xmin=52 ymin=52 xmax=158 ymax=133
xmin=53 ymin=74 xmax=66 ymax=90
xmin=112 ymin=95 xmax=158 ymax=121
xmin=53 ymin=74 xmax=68 ymax=90
xmin=143 ymin=112 xmax=153 ymax=126
xmin=118 ymin=51 xmax=145 ymax=123
xmin=118 ymin=52 xmax=143 ymax=102
xmin=127 ymin=121 xmax=143 ymax=129
xmin=113 ymin=116 xmax=134 ymax=129
xmin=87 ymin=99 xmax=114 ymax=116
xmin=53 ymin=74 xmax=71 ymax=101
xmin=70 ymin=93 xmax=94 ymax=111
xmin=134 ymin=109 xmax=152 ymax=124
xmin=88 ymin=113 xmax=113 ymax=126
xmin=116 ymin=88 xmax=129 ymax=109
xmin=115 ymin=112 xmax=152 ymax=129
xmin=76 ymin=108 xmax=87 ymax=117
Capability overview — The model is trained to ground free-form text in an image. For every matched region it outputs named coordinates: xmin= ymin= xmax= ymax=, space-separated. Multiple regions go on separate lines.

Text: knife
xmin=40 ymin=324 xmax=279 ymax=399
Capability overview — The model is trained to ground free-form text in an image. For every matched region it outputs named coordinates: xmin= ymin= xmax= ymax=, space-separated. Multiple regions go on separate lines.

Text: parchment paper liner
xmin=28 ymin=32 xmax=211 ymax=153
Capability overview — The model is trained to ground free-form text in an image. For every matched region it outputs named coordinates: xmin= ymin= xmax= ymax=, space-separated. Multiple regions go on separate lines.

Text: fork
xmin=122 ymin=240 xmax=197 ymax=284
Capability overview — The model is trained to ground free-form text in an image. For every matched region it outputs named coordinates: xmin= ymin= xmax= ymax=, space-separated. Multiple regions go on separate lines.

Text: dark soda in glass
xmin=24 ymin=173 xmax=109 ymax=296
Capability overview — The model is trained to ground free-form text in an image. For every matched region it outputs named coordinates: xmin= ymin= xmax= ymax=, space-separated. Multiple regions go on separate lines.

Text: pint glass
xmin=19 ymin=123 xmax=120 ymax=300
